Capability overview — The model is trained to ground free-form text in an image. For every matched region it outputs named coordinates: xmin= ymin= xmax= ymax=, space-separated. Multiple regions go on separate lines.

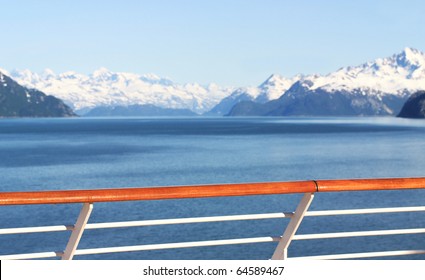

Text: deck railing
xmin=0 ymin=177 xmax=425 ymax=260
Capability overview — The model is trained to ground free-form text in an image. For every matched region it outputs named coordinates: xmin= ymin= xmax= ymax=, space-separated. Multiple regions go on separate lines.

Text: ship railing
xmin=0 ymin=177 xmax=425 ymax=260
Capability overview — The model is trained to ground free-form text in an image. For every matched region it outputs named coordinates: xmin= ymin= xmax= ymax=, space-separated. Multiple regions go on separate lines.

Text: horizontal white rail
xmin=0 ymin=225 xmax=73 ymax=235
xmin=0 ymin=236 xmax=282 ymax=260
xmin=305 ymin=206 xmax=425 ymax=216
xmin=74 ymin=236 xmax=281 ymax=256
xmin=85 ymin=212 xmax=293 ymax=229
xmin=293 ymin=228 xmax=425 ymax=240
xmin=0 ymin=212 xmax=293 ymax=235
xmin=0 ymin=251 xmax=63 ymax=260
xmin=293 ymin=250 xmax=425 ymax=260
xmin=3 ymin=207 xmax=424 ymax=235
xmin=5 ymin=227 xmax=423 ymax=259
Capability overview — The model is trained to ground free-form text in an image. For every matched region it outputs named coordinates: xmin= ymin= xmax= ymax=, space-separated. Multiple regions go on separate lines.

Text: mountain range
xmin=3 ymin=47 xmax=425 ymax=117
xmin=227 ymin=47 xmax=425 ymax=116
xmin=3 ymin=68 xmax=233 ymax=115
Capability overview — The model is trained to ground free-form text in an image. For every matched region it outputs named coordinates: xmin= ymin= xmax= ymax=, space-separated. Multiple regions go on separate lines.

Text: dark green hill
xmin=397 ymin=91 xmax=425 ymax=118
xmin=0 ymin=71 xmax=76 ymax=117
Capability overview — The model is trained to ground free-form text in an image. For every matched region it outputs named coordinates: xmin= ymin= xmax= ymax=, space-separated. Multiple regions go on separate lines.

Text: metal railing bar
xmin=0 ymin=225 xmax=74 ymax=235
xmin=2 ymin=206 xmax=423 ymax=235
xmin=0 ymin=213 xmax=292 ymax=236
xmin=85 ymin=212 xmax=294 ymax=230
xmin=293 ymin=228 xmax=425 ymax=240
xmin=272 ymin=193 xmax=315 ymax=260
xmin=3 ymin=206 xmax=424 ymax=235
xmin=0 ymin=251 xmax=63 ymax=260
xmin=73 ymin=236 xmax=281 ymax=256
xmin=305 ymin=206 xmax=425 ymax=216
xmin=62 ymin=203 xmax=93 ymax=260
xmin=291 ymin=250 xmax=425 ymax=260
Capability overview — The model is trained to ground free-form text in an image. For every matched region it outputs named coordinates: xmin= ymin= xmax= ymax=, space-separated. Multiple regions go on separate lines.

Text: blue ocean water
xmin=0 ymin=117 xmax=424 ymax=259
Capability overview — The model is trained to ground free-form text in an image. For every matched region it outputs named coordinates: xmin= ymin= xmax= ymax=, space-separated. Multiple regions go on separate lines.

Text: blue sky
xmin=1 ymin=0 xmax=425 ymax=86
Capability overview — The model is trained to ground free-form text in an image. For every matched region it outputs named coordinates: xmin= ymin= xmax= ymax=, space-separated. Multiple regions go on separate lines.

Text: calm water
xmin=0 ymin=117 xmax=424 ymax=259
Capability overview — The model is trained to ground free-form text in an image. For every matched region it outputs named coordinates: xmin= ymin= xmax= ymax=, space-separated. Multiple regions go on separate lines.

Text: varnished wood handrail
xmin=0 ymin=178 xmax=424 ymax=206
xmin=316 ymin=178 xmax=425 ymax=192
xmin=0 ymin=181 xmax=316 ymax=206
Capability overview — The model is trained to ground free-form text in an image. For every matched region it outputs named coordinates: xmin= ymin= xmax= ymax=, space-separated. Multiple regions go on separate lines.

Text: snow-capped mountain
xmin=228 ymin=47 xmax=425 ymax=116
xmin=9 ymin=67 xmax=234 ymax=114
xmin=5 ymin=47 xmax=425 ymax=117
xmin=255 ymin=74 xmax=304 ymax=102
xmin=0 ymin=70 xmax=76 ymax=117
xmin=309 ymin=47 xmax=425 ymax=94
xmin=206 ymin=74 xmax=301 ymax=115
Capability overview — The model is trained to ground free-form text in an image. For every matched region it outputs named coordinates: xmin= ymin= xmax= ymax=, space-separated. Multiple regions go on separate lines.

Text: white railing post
xmin=271 ymin=193 xmax=314 ymax=260
xmin=61 ymin=203 xmax=93 ymax=260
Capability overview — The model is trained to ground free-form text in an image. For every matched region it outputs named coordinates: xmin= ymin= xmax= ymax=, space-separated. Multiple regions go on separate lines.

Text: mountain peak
xmin=92 ymin=67 xmax=111 ymax=77
xmin=140 ymin=73 xmax=161 ymax=81
xmin=395 ymin=47 xmax=425 ymax=68
xmin=255 ymin=73 xmax=303 ymax=102
xmin=259 ymin=74 xmax=283 ymax=88
xmin=263 ymin=73 xmax=284 ymax=82
xmin=41 ymin=68 xmax=56 ymax=79
xmin=59 ymin=71 xmax=82 ymax=80
xmin=0 ymin=67 xmax=9 ymax=76
xmin=402 ymin=47 xmax=422 ymax=56
xmin=259 ymin=73 xmax=303 ymax=88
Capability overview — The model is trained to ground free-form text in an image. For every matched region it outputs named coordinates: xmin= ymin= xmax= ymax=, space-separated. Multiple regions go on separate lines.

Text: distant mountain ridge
xmin=0 ymin=71 xmax=76 ymax=117
xmin=229 ymin=48 xmax=425 ymax=116
xmin=4 ymin=47 xmax=425 ymax=117
xmin=6 ymin=67 xmax=233 ymax=115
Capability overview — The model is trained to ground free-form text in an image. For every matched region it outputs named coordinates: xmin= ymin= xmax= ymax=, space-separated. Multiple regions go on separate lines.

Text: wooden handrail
xmin=0 ymin=178 xmax=424 ymax=206
xmin=316 ymin=178 xmax=425 ymax=192
xmin=0 ymin=181 xmax=316 ymax=206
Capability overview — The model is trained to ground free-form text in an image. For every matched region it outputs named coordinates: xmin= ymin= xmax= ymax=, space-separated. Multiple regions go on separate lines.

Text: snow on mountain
xmin=308 ymin=47 xmax=425 ymax=95
xmin=255 ymin=74 xmax=303 ymax=102
xmin=0 ymin=67 xmax=9 ymax=76
xmin=9 ymin=68 xmax=234 ymax=114
xmin=228 ymin=48 xmax=425 ymax=117
xmin=0 ymin=71 xmax=76 ymax=117
xmin=206 ymin=74 xmax=301 ymax=115
xmin=223 ymin=47 xmax=425 ymax=115
xmin=6 ymin=47 xmax=425 ymax=116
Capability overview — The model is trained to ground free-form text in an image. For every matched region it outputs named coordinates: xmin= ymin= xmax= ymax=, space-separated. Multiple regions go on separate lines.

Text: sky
xmin=1 ymin=0 xmax=425 ymax=86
